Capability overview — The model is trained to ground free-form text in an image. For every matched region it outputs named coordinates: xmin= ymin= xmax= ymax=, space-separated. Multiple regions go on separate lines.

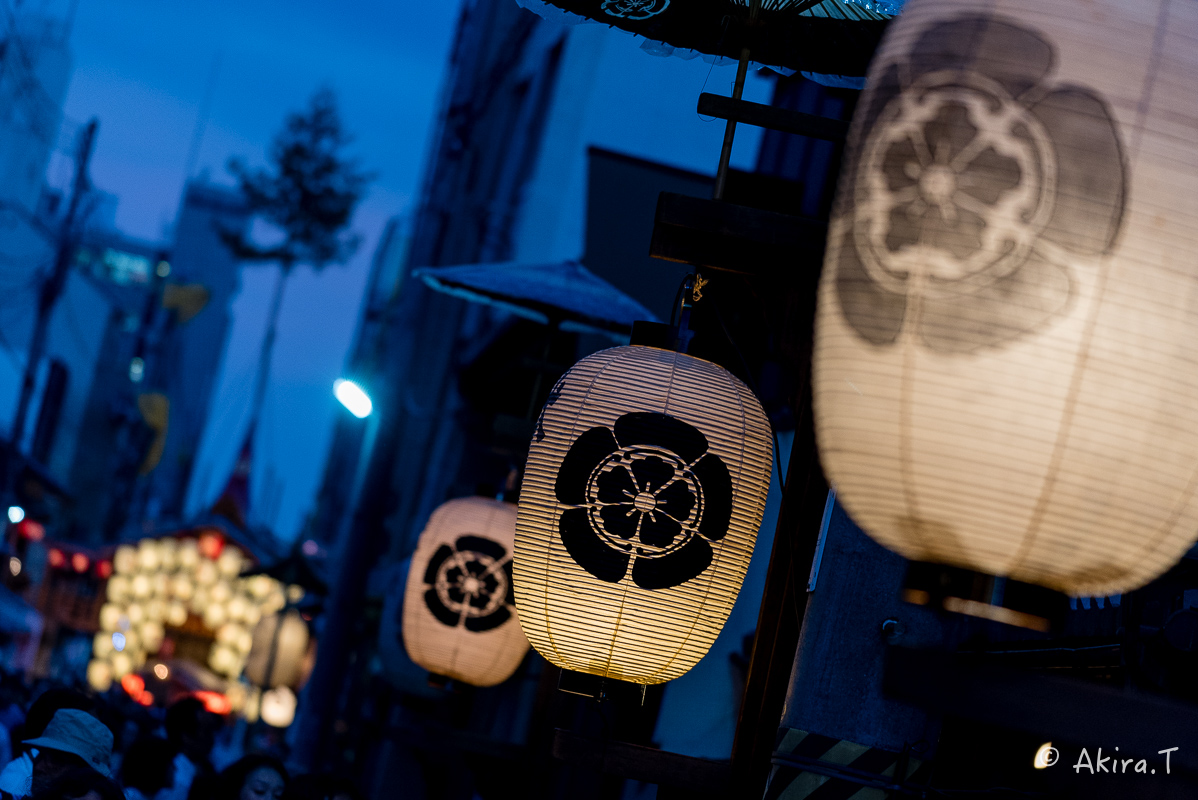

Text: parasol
xmin=413 ymin=261 xmax=658 ymax=336
xmin=517 ymin=0 xmax=899 ymax=79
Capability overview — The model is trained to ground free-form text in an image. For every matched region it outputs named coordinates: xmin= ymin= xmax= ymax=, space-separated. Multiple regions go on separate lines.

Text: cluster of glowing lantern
xmin=88 ymin=533 xmax=295 ymax=693
xmin=514 ymin=346 xmax=773 ymax=684
xmin=402 ymin=497 xmax=529 ymax=687
xmin=811 ymin=0 xmax=1198 ymax=622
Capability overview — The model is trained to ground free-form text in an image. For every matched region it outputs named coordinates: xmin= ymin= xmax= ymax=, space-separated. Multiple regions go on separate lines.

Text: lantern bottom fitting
xmin=901 ymin=562 xmax=1068 ymax=633
xmin=557 ymin=669 xmax=649 ymax=704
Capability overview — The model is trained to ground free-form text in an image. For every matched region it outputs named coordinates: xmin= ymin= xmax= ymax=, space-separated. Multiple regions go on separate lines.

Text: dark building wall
xmin=582 ymin=147 xmax=708 ymax=323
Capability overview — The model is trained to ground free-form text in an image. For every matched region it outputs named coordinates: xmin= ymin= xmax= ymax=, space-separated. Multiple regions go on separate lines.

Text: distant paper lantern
xmin=244 ymin=610 xmax=310 ymax=689
xmin=203 ymin=602 xmax=228 ymax=630
xmin=813 ymin=0 xmax=1198 ymax=602
xmin=131 ymin=574 xmax=152 ymax=600
xmin=209 ymin=581 xmax=232 ymax=604
xmin=515 ymin=346 xmax=773 ymax=684
xmin=92 ymin=632 xmax=114 ymax=659
xmin=99 ymin=604 xmax=122 ymax=632
xmin=157 ymin=538 xmax=178 ymax=571
xmin=87 ymin=660 xmax=113 ymax=693
xmin=260 ymin=686 xmax=296 ymax=728
xmin=110 ymin=652 xmax=132 ymax=679
xmin=402 ymin=497 xmax=529 ymax=687
xmin=137 ymin=540 xmax=161 ymax=572
xmin=171 ymin=575 xmax=194 ymax=602
xmin=177 ymin=540 xmax=199 ymax=571
xmin=195 ymin=560 xmax=218 ymax=587
xmin=114 ymin=546 xmax=138 ymax=575
xmin=217 ymin=549 xmax=243 ymax=578
xmin=209 ymin=644 xmax=240 ymax=676
xmin=106 ymin=576 xmax=130 ymax=604
xmin=166 ymin=602 xmax=188 ymax=627
xmin=140 ymin=621 xmax=164 ymax=652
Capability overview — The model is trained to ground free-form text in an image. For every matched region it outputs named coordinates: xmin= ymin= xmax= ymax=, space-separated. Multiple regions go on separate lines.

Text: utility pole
xmin=10 ymin=118 xmax=98 ymax=450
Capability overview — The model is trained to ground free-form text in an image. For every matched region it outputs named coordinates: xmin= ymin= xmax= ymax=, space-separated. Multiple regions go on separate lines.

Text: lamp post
xmin=292 ymin=378 xmax=388 ymax=767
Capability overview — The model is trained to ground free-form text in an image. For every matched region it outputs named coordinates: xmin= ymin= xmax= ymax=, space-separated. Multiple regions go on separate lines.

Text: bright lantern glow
xmin=259 ymin=686 xmax=296 ymax=728
xmin=244 ymin=610 xmax=310 ymax=688
xmin=7 ymin=558 xmax=19 ymax=577
xmin=812 ymin=0 xmax=1198 ymax=598
xmin=86 ymin=660 xmax=112 ymax=693
xmin=333 ymin=379 xmax=372 ymax=418
xmin=402 ymin=497 xmax=529 ymax=687
xmin=6 ymin=506 xmax=23 ymax=523
xmin=114 ymin=546 xmax=139 ymax=575
xmin=515 ymin=346 xmax=773 ymax=684
xmin=110 ymin=652 xmax=132 ymax=678
xmin=153 ymin=663 xmax=169 ymax=680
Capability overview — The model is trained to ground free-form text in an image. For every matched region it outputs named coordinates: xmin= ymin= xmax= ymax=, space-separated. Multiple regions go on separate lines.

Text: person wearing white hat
xmin=21 ymin=709 xmax=113 ymax=797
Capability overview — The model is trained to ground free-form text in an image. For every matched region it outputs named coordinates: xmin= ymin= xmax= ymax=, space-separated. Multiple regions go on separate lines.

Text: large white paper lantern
xmin=515 ymin=345 xmax=773 ymax=684
xmin=244 ymin=609 xmax=310 ymax=688
xmin=814 ymin=0 xmax=1198 ymax=601
xmin=401 ymin=497 xmax=529 ymax=687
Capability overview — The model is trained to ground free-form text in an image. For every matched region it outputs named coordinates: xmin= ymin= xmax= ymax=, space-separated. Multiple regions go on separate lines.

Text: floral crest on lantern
xmin=554 ymin=411 xmax=733 ymax=589
xmin=836 ymin=14 xmax=1126 ymax=354
xmin=422 ymin=536 xmax=515 ymax=632
xmin=600 ymin=0 xmax=669 ymax=21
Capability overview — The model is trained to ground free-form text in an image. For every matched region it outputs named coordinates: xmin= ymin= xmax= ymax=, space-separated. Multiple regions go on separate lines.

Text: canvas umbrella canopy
xmin=414 ymin=261 xmax=658 ymax=336
xmin=518 ymin=0 xmax=897 ymax=79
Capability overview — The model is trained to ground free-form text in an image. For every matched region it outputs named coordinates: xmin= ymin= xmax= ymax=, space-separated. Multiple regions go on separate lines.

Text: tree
xmin=222 ymin=88 xmax=372 ymax=430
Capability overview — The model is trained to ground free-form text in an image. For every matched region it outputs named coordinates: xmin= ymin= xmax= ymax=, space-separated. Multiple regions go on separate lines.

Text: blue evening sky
xmin=60 ymin=0 xmax=769 ymax=543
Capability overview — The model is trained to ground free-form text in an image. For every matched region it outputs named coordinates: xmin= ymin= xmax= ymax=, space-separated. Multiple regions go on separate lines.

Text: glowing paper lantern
xmin=226 ymin=595 xmax=248 ymax=622
xmin=137 ymin=540 xmax=161 ymax=572
xmin=812 ymin=0 xmax=1198 ymax=608
xmin=141 ymin=621 xmax=165 ymax=652
xmin=202 ymin=602 xmax=228 ymax=630
xmin=166 ymin=602 xmax=188 ymax=627
xmin=114 ymin=546 xmax=138 ymax=575
xmin=195 ymin=560 xmax=218 ymax=587
xmin=171 ymin=575 xmax=195 ymax=602
xmin=99 ymin=604 xmax=122 ymax=632
xmin=87 ymin=660 xmax=113 ymax=693
xmin=260 ymin=686 xmax=296 ymax=728
xmin=244 ymin=610 xmax=310 ymax=688
xmin=402 ymin=497 xmax=529 ymax=687
xmin=209 ymin=581 xmax=232 ymax=604
xmin=176 ymin=539 xmax=199 ymax=571
xmin=110 ymin=652 xmax=133 ymax=678
xmin=106 ymin=576 xmax=130 ymax=604
xmin=515 ymin=345 xmax=773 ymax=684
xmin=209 ymin=644 xmax=240 ymax=676
xmin=130 ymin=574 xmax=152 ymax=600
xmin=157 ymin=538 xmax=178 ymax=571
xmin=92 ymin=632 xmax=114 ymax=659
xmin=217 ymin=549 xmax=243 ymax=578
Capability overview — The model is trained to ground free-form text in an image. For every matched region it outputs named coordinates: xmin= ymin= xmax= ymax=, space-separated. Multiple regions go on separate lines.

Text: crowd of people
xmin=0 ymin=681 xmax=362 ymax=800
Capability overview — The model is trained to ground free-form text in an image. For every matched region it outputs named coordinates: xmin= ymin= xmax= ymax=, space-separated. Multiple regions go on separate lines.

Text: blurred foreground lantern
xmin=515 ymin=345 xmax=772 ymax=684
xmin=813 ymin=0 xmax=1198 ymax=624
xmin=244 ymin=609 xmax=310 ymax=688
xmin=402 ymin=497 xmax=529 ymax=687
xmin=260 ymin=686 xmax=296 ymax=728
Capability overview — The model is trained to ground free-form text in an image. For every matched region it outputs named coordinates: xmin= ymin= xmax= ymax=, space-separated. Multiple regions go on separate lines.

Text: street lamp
xmin=333 ymin=379 xmax=372 ymax=418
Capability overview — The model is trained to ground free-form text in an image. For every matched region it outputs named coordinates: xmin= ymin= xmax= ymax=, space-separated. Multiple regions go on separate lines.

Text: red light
xmin=71 ymin=553 xmax=89 ymax=573
xmin=137 ymin=692 xmax=153 ymax=707
xmin=16 ymin=520 xmax=44 ymax=542
xmin=193 ymin=690 xmax=232 ymax=715
xmin=96 ymin=560 xmax=113 ymax=579
xmin=197 ymin=532 xmax=224 ymax=560
xmin=47 ymin=549 xmax=65 ymax=569
xmin=120 ymin=673 xmax=145 ymax=699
